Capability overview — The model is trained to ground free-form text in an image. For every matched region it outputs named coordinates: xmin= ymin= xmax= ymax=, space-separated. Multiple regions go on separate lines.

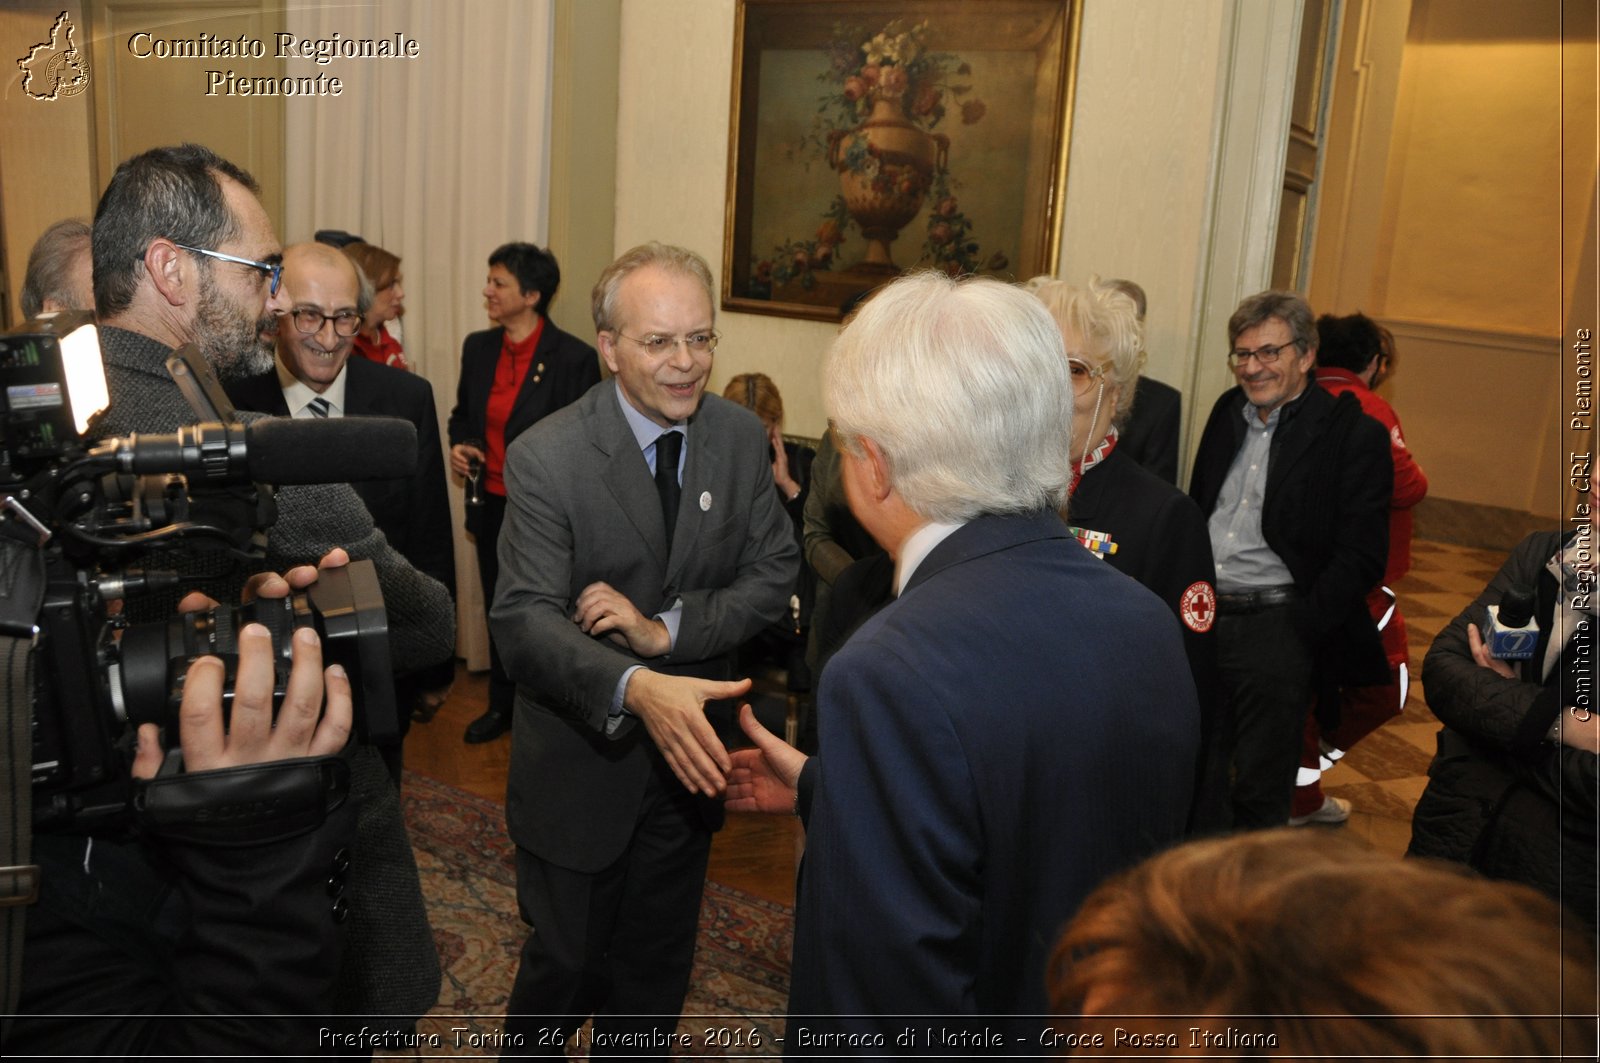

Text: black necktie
xmin=654 ymin=431 xmax=682 ymax=550
xmin=307 ymin=396 xmax=331 ymax=418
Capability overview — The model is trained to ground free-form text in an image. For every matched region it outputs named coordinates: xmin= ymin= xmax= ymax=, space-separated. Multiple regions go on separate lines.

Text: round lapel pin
xmin=699 ymin=491 xmax=712 ymax=512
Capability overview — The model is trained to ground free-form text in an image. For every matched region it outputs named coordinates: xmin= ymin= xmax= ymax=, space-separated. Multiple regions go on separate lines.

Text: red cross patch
xmin=1180 ymin=581 xmax=1216 ymax=633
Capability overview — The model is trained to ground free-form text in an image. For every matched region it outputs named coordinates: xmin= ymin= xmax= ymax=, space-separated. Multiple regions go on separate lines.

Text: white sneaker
xmin=1288 ymin=796 xmax=1352 ymax=826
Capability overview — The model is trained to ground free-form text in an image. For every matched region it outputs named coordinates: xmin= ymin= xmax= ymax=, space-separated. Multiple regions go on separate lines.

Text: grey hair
xmin=20 ymin=218 xmax=93 ymax=318
xmin=824 ymin=271 xmax=1074 ymax=523
xmin=591 ymin=242 xmax=714 ymax=333
xmin=1024 ymin=276 xmax=1144 ymax=427
xmin=1229 ymin=290 xmax=1316 ymax=352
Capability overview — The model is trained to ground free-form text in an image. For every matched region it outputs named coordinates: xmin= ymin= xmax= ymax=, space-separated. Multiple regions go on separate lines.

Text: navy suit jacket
xmin=227 ymin=357 xmax=455 ymax=597
xmin=789 ymin=510 xmax=1198 ymax=1029
xmin=1118 ymin=375 xmax=1183 ymax=485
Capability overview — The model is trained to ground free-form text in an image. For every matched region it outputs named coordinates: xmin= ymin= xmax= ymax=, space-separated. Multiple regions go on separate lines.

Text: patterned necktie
xmin=307 ymin=396 xmax=332 ymax=418
xmin=655 ymin=430 xmax=682 ymax=550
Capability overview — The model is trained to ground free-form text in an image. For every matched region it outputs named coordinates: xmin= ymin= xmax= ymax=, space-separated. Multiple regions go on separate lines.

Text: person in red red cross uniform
xmin=1290 ymin=313 xmax=1428 ymax=825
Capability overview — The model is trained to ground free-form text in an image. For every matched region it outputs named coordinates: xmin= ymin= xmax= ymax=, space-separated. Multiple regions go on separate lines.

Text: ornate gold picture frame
xmin=722 ymin=0 xmax=1080 ymax=322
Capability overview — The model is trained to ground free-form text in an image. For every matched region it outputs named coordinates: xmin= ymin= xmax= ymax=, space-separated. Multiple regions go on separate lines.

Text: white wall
xmin=1308 ymin=0 xmax=1583 ymax=516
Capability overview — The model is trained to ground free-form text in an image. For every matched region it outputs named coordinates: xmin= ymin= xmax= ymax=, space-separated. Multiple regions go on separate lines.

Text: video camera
xmin=0 ymin=312 xmax=408 ymax=835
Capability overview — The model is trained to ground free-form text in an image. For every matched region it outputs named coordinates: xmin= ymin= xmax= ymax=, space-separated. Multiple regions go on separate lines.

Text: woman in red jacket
xmin=1292 ymin=313 xmax=1429 ymax=823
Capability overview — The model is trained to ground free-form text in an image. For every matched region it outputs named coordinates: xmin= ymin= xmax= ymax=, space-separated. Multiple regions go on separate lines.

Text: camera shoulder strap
xmin=0 ymin=635 xmax=38 ymax=1026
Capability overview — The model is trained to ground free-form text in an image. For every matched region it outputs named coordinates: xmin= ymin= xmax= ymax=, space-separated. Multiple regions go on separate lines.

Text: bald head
xmin=276 ymin=241 xmax=364 ymax=393
xmin=283 ymin=241 xmax=361 ymax=300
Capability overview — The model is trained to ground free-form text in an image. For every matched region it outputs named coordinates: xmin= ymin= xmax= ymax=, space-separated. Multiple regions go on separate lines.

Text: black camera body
xmin=1 ymin=313 xmax=396 ymax=835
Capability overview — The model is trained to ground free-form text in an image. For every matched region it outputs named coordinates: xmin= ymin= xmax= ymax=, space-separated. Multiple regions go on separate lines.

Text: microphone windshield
xmin=246 ymin=416 xmax=418 ymax=484
xmin=1497 ymin=586 xmax=1537 ymax=629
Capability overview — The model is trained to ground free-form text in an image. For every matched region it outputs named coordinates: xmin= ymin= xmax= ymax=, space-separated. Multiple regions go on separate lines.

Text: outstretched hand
xmin=726 ymin=704 xmax=808 ymax=815
xmin=625 ymin=671 xmax=749 ymax=796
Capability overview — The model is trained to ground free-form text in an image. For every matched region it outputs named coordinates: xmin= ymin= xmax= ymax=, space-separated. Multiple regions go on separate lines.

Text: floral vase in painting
xmin=828 ymin=96 xmax=949 ymax=272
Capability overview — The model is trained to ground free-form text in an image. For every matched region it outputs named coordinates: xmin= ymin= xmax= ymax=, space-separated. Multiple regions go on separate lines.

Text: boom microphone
xmin=105 ymin=417 xmax=419 ymax=485
xmin=1481 ymin=586 xmax=1539 ymax=661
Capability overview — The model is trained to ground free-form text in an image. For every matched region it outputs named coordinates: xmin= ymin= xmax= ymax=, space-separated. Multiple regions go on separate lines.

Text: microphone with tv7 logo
xmin=1481 ymin=586 xmax=1539 ymax=660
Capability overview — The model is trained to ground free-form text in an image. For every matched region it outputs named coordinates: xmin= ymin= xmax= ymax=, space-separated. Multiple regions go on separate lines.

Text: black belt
xmin=1216 ymin=585 xmax=1300 ymax=615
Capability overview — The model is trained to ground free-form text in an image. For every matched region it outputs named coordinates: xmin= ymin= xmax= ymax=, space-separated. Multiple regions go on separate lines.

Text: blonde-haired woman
xmin=1026 ymin=276 xmax=1224 ymax=830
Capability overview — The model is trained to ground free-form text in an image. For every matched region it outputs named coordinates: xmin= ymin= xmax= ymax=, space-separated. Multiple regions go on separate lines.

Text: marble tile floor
xmin=1326 ymin=538 xmax=1507 ymax=858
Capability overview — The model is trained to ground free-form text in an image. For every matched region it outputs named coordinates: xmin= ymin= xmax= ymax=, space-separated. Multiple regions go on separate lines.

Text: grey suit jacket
xmin=492 ymin=381 xmax=798 ymax=870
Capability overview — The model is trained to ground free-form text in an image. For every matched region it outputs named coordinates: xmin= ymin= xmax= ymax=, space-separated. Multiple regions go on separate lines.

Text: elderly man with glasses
xmin=1188 ymin=290 xmax=1392 ymax=830
xmin=228 ymin=241 xmax=457 ymax=777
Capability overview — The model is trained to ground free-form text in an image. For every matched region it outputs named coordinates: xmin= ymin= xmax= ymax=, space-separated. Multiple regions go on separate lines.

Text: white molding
xmin=1381 ymin=317 xmax=1557 ymax=357
xmin=1185 ymin=0 xmax=1305 ymax=461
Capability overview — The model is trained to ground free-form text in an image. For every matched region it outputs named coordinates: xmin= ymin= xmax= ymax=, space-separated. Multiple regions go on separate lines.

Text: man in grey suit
xmin=491 ymin=243 xmax=797 ymax=1054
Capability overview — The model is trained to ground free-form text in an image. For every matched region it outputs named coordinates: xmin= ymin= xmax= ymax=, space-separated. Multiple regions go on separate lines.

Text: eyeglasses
xmin=1226 ymin=340 xmax=1300 ymax=368
xmin=287 ymin=307 xmax=362 ymax=337
xmin=174 ymin=243 xmax=282 ymax=296
xmin=1067 ymin=356 xmax=1111 ymax=396
xmin=616 ymin=330 xmax=719 ymax=356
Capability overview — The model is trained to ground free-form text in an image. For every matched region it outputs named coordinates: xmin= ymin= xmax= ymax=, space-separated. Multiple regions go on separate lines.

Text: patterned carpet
xmin=401 ymin=773 xmax=791 ymax=1057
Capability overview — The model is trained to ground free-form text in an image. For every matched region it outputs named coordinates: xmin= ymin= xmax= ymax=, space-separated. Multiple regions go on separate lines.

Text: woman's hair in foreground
xmin=1049 ymin=830 xmax=1597 ymax=1060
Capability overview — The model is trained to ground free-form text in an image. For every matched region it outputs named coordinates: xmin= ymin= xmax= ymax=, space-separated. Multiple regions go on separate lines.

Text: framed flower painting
xmin=722 ymin=0 xmax=1081 ymax=321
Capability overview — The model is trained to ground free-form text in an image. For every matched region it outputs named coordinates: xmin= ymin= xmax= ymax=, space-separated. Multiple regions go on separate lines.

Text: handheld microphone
xmin=106 ymin=417 xmax=419 ymax=485
xmin=1481 ymin=586 xmax=1539 ymax=660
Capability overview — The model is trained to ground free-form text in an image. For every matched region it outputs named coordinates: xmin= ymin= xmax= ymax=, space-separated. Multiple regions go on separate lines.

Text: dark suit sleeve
xmin=493 ymin=439 xmax=630 ymax=733
xmin=1187 ymin=391 xmax=1237 ymax=511
xmin=803 ymin=432 xmax=870 ymax=586
xmin=1123 ymin=378 xmax=1181 ymax=485
xmin=1145 ymin=489 xmax=1217 ymax=709
xmin=1423 ymin=535 xmax=1564 ymax=751
xmin=1304 ymin=409 xmax=1392 ymax=633
xmin=11 ymin=798 xmax=355 ymax=1057
xmin=670 ymin=419 xmax=799 ymax=664
xmin=222 ymin=372 xmax=289 ymax=418
xmin=152 ymin=796 xmax=357 ymax=1050
xmin=404 ymin=377 xmax=456 ymax=596
xmin=561 ymin=336 xmax=602 ymax=407
xmin=801 ymin=638 xmax=984 ymax=1014
xmin=447 ymin=334 xmax=479 ymax=447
